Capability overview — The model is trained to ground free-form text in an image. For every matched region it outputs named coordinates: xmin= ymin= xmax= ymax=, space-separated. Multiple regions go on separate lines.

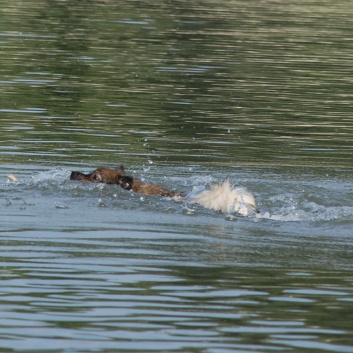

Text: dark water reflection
xmin=1 ymin=0 xmax=353 ymax=352
xmin=1 ymin=0 xmax=353 ymax=167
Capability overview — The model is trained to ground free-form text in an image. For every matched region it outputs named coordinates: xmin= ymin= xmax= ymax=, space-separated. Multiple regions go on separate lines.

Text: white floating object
xmin=7 ymin=174 xmax=18 ymax=182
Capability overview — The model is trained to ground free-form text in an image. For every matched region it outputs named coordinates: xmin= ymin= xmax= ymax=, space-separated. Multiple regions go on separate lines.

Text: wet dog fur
xmin=190 ymin=179 xmax=258 ymax=216
xmin=70 ymin=165 xmax=258 ymax=216
xmin=116 ymin=175 xmax=176 ymax=197
xmin=70 ymin=165 xmax=126 ymax=184
xmin=70 ymin=165 xmax=177 ymax=198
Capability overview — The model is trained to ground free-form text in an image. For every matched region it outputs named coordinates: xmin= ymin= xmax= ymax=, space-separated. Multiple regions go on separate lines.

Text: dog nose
xmin=70 ymin=171 xmax=81 ymax=180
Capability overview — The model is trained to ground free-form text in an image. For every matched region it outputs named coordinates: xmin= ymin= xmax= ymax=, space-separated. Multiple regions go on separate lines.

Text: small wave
xmin=257 ymin=202 xmax=353 ymax=222
xmin=4 ymin=168 xmax=353 ymax=223
xmin=31 ymin=168 xmax=71 ymax=183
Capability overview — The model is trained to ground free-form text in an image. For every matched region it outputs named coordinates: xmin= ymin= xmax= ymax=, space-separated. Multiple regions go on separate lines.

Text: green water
xmin=1 ymin=0 xmax=353 ymax=352
xmin=2 ymin=0 xmax=353 ymax=167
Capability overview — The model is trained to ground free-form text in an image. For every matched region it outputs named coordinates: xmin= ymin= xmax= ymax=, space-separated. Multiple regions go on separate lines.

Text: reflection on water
xmin=1 ymin=0 xmax=353 ymax=167
xmin=2 ymin=0 xmax=353 ymax=352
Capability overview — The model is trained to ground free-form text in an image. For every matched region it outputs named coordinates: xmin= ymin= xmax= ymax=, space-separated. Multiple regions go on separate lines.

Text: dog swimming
xmin=70 ymin=165 xmax=259 ymax=217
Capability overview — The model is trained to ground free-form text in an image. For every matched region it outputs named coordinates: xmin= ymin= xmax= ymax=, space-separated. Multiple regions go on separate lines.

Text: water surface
xmin=1 ymin=0 xmax=353 ymax=352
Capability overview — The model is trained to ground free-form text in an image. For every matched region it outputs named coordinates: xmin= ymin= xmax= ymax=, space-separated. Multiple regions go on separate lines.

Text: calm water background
xmin=1 ymin=0 xmax=353 ymax=352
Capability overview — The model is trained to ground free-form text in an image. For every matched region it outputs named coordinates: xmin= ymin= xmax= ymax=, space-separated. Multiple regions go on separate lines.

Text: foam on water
xmin=4 ymin=167 xmax=353 ymax=223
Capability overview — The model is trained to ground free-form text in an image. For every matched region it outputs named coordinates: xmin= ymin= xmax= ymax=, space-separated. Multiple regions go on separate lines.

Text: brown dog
xmin=70 ymin=165 xmax=177 ymax=197
xmin=70 ymin=165 xmax=126 ymax=184
xmin=116 ymin=175 xmax=176 ymax=197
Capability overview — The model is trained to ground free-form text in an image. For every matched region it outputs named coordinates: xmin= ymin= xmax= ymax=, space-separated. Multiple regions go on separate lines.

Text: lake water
xmin=1 ymin=0 xmax=353 ymax=352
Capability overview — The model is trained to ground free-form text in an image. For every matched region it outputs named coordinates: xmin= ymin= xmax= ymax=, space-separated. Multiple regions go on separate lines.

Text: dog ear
xmin=117 ymin=175 xmax=133 ymax=190
xmin=115 ymin=164 xmax=125 ymax=176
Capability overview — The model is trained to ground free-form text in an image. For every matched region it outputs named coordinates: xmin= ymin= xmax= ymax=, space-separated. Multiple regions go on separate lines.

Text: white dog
xmin=188 ymin=179 xmax=258 ymax=216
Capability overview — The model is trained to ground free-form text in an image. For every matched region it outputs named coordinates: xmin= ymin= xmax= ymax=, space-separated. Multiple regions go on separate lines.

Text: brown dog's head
xmin=70 ymin=165 xmax=125 ymax=184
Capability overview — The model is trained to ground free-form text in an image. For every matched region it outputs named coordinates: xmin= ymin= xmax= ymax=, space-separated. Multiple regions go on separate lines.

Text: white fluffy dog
xmin=188 ymin=179 xmax=258 ymax=216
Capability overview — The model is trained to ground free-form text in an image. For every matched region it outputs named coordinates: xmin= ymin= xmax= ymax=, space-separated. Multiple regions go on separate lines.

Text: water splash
xmin=4 ymin=168 xmax=353 ymax=223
